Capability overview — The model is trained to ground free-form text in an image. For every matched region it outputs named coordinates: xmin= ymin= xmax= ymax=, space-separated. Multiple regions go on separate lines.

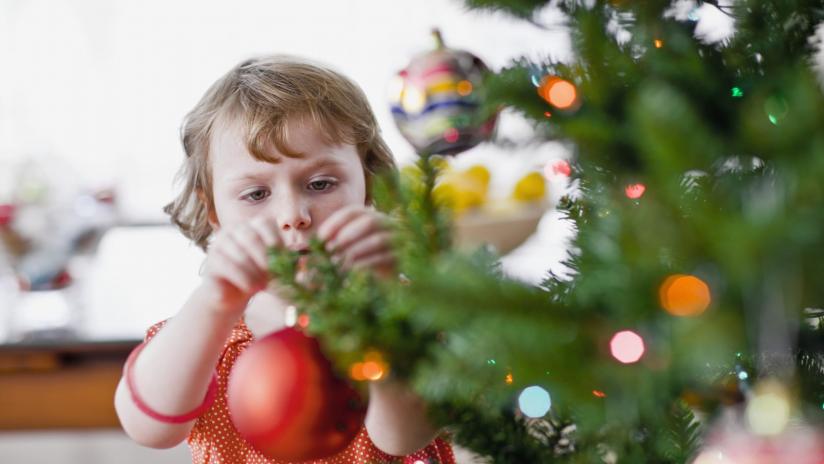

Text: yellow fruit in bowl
xmin=433 ymin=177 xmax=485 ymax=214
xmin=512 ymin=172 xmax=546 ymax=203
xmin=464 ymin=164 xmax=491 ymax=188
xmin=433 ymin=164 xmax=490 ymax=214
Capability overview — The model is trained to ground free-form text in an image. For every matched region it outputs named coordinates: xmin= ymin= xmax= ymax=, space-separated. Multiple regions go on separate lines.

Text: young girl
xmin=114 ymin=55 xmax=456 ymax=463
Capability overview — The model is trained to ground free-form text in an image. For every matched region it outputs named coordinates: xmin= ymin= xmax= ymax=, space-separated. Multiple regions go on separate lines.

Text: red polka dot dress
xmin=144 ymin=321 xmax=456 ymax=464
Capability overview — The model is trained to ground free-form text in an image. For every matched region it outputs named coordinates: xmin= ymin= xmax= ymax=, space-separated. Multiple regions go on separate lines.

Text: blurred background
xmin=0 ymin=1 xmax=728 ymax=462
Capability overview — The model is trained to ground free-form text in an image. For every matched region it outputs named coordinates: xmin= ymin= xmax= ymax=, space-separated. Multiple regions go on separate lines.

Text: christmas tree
xmin=267 ymin=1 xmax=824 ymax=462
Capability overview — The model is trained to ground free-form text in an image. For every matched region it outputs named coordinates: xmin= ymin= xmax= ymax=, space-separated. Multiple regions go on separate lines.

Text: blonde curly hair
xmin=164 ymin=55 xmax=396 ymax=250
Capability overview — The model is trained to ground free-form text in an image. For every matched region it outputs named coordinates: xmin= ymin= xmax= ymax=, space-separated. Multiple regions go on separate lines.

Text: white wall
xmin=0 ymin=0 xmax=571 ymax=221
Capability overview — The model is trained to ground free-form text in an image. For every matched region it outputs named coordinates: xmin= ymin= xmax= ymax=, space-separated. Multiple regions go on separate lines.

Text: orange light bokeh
xmin=538 ymin=76 xmax=578 ymax=109
xmin=351 ymin=351 xmax=389 ymax=381
xmin=349 ymin=362 xmax=365 ymax=381
xmin=505 ymin=373 xmax=513 ymax=385
xmin=654 ymin=39 xmax=664 ymax=48
xmin=361 ymin=361 xmax=385 ymax=381
xmin=659 ymin=274 xmax=711 ymax=317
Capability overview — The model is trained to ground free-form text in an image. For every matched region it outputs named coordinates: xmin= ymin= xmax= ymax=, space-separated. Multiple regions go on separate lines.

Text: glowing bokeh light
xmin=731 ymin=87 xmax=744 ymax=98
xmin=625 ymin=183 xmax=646 ymax=199
xmin=361 ymin=361 xmax=385 ymax=381
xmin=610 ymin=330 xmax=645 ymax=364
xmin=349 ymin=362 xmax=365 ymax=381
xmin=518 ymin=386 xmax=552 ymax=418
xmin=659 ymin=274 xmax=711 ymax=317
xmin=747 ymin=387 xmax=790 ymax=436
xmin=505 ymin=373 xmax=513 ymax=384
xmin=592 ymin=390 xmax=607 ymax=398
xmin=538 ymin=76 xmax=578 ymax=109
xmin=764 ymin=96 xmax=788 ymax=126
xmin=350 ymin=351 xmax=389 ymax=381
xmin=654 ymin=39 xmax=664 ymax=48
xmin=297 ymin=314 xmax=310 ymax=328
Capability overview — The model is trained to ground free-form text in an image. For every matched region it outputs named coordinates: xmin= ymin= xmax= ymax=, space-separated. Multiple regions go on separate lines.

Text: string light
xmin=538 ymin=76 xmax=579 ymax=110
xmin=654 ymin=39 xmax=664 ymax=48
xmin=659 ymin=274 xmax=711 ymax=316
xmin=625 ymin=183 xmax=646 ymax=199
xmin=361 ymin=361 xmax=385 ymax=381
xmin=610 ymin=330 xmax=645 ymax=364
xmin=349 ymin=351 xmax=389 ymax=381
xmin=592 ymin=390 xmax=607 ymax=398
xmin=764 ymin=96 xmax=788 ymax=125
xmin=747 ymin=381 xmax=791 ymax=436
xmin=505 ymin=373 xmax=514 ymax=384
xmin=731 ymin=87 xmax=744 ymax=98
xmin=518 ymin=386 xmax=552 ymax=418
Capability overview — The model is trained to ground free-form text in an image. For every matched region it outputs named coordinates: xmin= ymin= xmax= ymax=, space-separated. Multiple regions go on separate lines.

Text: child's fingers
xmin=249 ymin=216 xmax=281 ymax=249
xmin=215 ymin=237 xmax=262 ymax=281
xmin=207 ymin=254 xmax=256 ymax=294
xmin=337 ymin=231 xmax=392 ymax=267
xmin=232 ymin=225 xmax=269 ymax=272
xmin=326 ymin=213 xmax=384 ymax=253
xmin=317 ymin=205 xmax=364 ymax=243
xmin=350 ymin=252 xmax=396 ymax=277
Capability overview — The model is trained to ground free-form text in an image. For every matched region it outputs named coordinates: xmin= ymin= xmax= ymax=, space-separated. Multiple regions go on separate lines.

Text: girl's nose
xmin=277 ymin=201 xmax=312 ymax=232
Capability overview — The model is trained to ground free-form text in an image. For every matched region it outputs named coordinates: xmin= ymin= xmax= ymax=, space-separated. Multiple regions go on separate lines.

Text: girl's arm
xmin=365 ymin=379 xmax=440 ymax=456
xmin=115 ymin=217 xmax=279 ymax=448
xmin=318 ymin=206 xmax=440 ymax=454
xmin=114 ymin=282 xmax=239 ymax=448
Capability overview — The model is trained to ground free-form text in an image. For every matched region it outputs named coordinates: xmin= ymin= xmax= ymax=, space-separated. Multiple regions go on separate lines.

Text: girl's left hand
xmin=317 ymin=205 xmax=396 ymax=279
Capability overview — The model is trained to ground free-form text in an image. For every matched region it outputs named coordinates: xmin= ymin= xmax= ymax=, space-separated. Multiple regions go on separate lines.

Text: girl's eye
xmin=243 ymin=189 xmax=270 ymax=202
xmin=308 ymin=180 xmax=335 ymax=191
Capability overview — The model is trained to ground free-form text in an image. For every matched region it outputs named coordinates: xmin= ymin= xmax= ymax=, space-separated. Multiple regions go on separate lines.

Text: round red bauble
xmin=228 ymin=327 xmax=366 ymax=461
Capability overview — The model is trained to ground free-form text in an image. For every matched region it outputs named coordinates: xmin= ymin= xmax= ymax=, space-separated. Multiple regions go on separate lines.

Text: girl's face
xmin=208 ymin=119 xmax=367 ymax=251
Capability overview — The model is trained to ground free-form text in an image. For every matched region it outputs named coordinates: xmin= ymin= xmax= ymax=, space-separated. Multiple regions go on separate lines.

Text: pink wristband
xmin=124 ymin=342 xmax=219 ymax=424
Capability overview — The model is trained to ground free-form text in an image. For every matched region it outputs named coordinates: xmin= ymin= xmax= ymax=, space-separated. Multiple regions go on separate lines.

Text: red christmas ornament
xmin=228 ymin=327 xmax=366 ymax=461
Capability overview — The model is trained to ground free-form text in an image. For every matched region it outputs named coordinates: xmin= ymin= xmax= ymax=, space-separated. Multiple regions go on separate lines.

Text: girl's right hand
xmin=200 ymin=216 xmax=282 ymax=316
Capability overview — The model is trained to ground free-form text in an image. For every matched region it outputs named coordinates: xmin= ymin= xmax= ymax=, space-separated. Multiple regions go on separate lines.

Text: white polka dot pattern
xmin=144 ymin=320 xmax=456 ymax=464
